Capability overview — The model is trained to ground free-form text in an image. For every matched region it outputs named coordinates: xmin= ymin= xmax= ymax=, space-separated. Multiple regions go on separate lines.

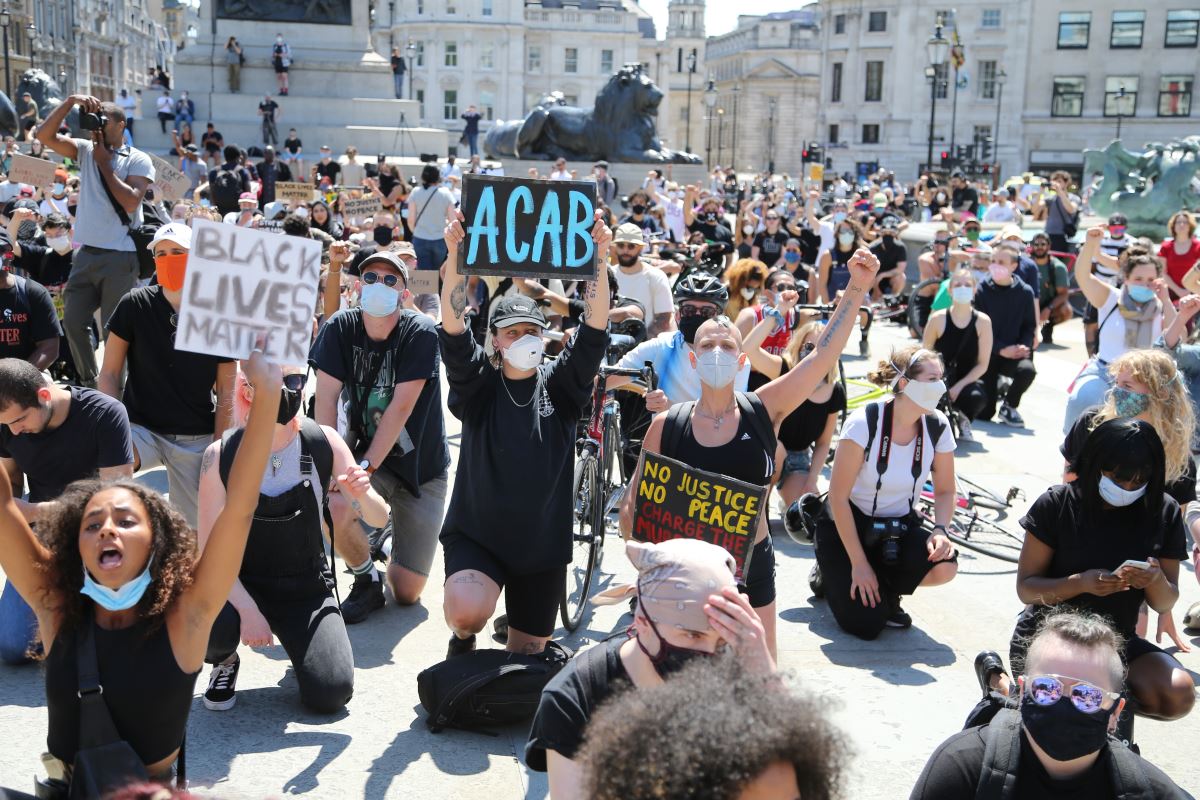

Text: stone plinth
xmin=497 ymin=159 xmax=709 ymax=195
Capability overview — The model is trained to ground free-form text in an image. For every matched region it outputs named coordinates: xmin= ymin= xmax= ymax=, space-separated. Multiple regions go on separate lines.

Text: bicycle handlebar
xmin=599 ymin=361 xmax=658 ymax=391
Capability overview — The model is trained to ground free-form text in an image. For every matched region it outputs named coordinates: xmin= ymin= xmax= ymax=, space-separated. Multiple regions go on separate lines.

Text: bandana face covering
xmin=1112 ymin=386 xmax=1150 ymax=418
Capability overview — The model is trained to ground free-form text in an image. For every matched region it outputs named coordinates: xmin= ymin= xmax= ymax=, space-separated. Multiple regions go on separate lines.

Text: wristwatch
xmin=932 ymin=524 xmax=948 ymax=534
xmin=358 ymin=459 xmax=376 ymax=475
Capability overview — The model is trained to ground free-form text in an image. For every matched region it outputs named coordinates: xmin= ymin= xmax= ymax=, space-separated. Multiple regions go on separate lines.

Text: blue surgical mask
xmin=1112 ymin=386 xmax=1150 ymax=418
xmin=359 ymin=282 xmax=400 ymax=317
xmin=951 ymin=285 xmax=974 ymax=305
xmin=784 ymin=251 xmax=801 ymax=264
xmin=1098 ymin=475 xmax=1147 ymax=507
xmin=52 ymin=182 xmax=65 ymax=195
xmin=833 ymin=211 xmax=847 ymax=224
xmin=1127 ymin=284 xmax=1156 ymax=304
xmin=80 ymin=558 xmax=154 ymax=611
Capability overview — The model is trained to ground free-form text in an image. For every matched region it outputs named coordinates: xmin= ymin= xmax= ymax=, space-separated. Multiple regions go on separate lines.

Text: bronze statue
xmin=216 ymin=0 xmax=351 ymax=25
xmin=484 ymin=65 xmax=702 ymax=164
xmin=1083 ymin=137 xmax=1200 ymax=238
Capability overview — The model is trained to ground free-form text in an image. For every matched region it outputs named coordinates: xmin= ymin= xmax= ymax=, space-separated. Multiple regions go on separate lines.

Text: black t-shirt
xmin=952 ymin=185 xmax=979 ymax=213
xmin=15 ymin=241 xmax=73 ymax=286
xmin=391 ymin=55 xmax=406 ymax=74
xmin=526 ymin=636 xmax=627 ymax=771
xmin=308 ymin=308 xmax=449 ymax=495
xmin=258 ymin=100 xmax=279 ymax=121
xmin=910 ymin=723 xmax=1189 ymax=800
xmin=106 ymin=286 xmax=233 ymax=435
xmin=1061 ymin=407 xmax=1197 ymax=506
xmin=0 ymin=276 xmax=62 ymax=361
xmin=1018 ymin=483 xmax=1187 ymax=638
xmin=619 ymin=214 xmax=662 ymax=238
xmin=752 ymin=230 xmax=789 ymax=268
xmin=438 ymin=323 xmax=607 ymax=572
xmin=778 ymin=380 xmax=846 ymax=453
xmin=0 ymin=387 xmax=133 ymax=502
xmin=687 ymin=218 xmax=734 ymax=255
xmin=794 ymin=225 xmax=821 ymax=266
xmin=202 ymin=130 xmax=223 ymax=153
xmin=284 ymin=136 xmax=302 ymax=155
xmin=870 ymin=235 xmax=907 ymax=274
xmin=314 ymin=160 xmax=341 ymax=184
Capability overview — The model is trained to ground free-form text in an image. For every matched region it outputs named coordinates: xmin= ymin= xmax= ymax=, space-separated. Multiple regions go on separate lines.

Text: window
xmin=565 ymin=47 xmax=578 ymax=73
xmin=527 ymin=45 xmax=542 ymax=71
xmin=834 ymin=14 xmax=845 ymax=34
xmin=973 ymin=124 xmax=993 ymax=142
xmin=1051 ymin=77 xmax=1085 ymax=116
xmin=479 ymin=90 xmax=495 ymax=120
xmin=417 ymin=0 xmax=424 ymax=13
xmin=1110 ymin=10 xmax=1144 ymax=48
xmin=443 ymin=89 xmax=458 ymax=120
xmin=479 ymin=43 xmax=494 ymax=69
xmin=979 ymin=60 xmax=997 ymax=99
xmin=1104 ymin=77 xmax=1138 ymax=116
xmin=1166 ymin=10 xmax=1200 ymax=47
xmin=831 ymin=62 xmax=843 ymax=102
xmin=862 ymin=124 xmax=880 ymax=144
xmin=933 ymin=62 xmax=949 ymax=99
xmin=446 ymin=0 xmax=456 ymax=13
xmin=1159 ymin=75 xmax=1193 ymax=116
xmin=444 ymin=42 xmax=457 ymax=67
xmin=601 ymin=49 xmax=613 ymax=74
xmin=828 ymin=124 xmax=839 ymax=144
xmin=415 ymin=41 xmax=425 ymax=67
xmin=981 ymin=9 xmax=1001 ymax=29
xmin=482 ymin=0 xmax=493 ymax=16
xmin=868 ymin=11 xmax=887 ymax=32
xmin=416 ymin=88 xmax=425 ymax=118
xmin=864 ymin=60 xmax=883 ymax=101
xmin=1057 ymin=12 xmax=1091 ymax=48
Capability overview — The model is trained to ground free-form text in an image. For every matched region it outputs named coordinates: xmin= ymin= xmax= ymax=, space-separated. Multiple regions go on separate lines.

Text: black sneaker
xmin=974 ymin=650 xmax=1007 ymax=698
xmin=808 ymin=564 xmax=824 ymax=598
xmin=341 ymin=572 xmax=385 ymax=624
xmin=998 ymin=403 xmax=1025 ymax=428
xmin=447 ymin=633 xmax=477 ymax=659
xmin=203 ymin=655 xmax=240 ymax=711
xmin=367 ymin=521 xmax=393 ymax=563
xmin=1040 ymin=321 xmax=1054 ymax=345
xmin=885 ymin=600 xmax=912 ymax=629
xmin=492 ymin=614 xmax=509 ymax=645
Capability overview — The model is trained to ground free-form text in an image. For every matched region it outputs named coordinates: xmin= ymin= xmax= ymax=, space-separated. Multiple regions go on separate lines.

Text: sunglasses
xmin=934 ymin=239 xmax=950 ymax=246
xmin=1024 ymin=674 xmax=1120 ymax=715
xmin=283 ymin=373 xmax=308 ymax=392
xmin=799 ymin=342 xmax=816 ymax=358
xmin=679 ymin=305 xmax=720 ymax=319
xmin=361 ymin=271 xmax=402 ymax=288
xmin=773 ymin=284 xmax=797 ymax=293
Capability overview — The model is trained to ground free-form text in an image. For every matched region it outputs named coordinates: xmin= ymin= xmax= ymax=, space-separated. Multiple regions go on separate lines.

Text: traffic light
xmin=940 ymin=150 xmax=950 ymax=166
xmin=810 ymin=144 xmax=823 ymax=164
xmin=802 ymin=142 xmax=811 ymax=162
xmin=980 ymin=136 xmax=993 ymax=161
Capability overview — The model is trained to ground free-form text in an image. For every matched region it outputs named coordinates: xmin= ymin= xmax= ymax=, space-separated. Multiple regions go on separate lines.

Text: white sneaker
xmin=957 ymin=418 xmax=975 ymax=443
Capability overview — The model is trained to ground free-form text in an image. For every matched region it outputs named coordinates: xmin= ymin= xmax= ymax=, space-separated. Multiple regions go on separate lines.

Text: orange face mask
xmin=155 ymin=253 xmax=188 ymax=291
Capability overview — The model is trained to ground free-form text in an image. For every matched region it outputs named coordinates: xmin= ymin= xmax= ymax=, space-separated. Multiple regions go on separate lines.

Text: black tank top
xmin=46 ymin=617 xmax=198 ymax=766
xmin=934 ymin=310 xmax=979 ymax=384
xmin=827 ymin=246 xmax=853 ymax=294
xmin=672 ymin=406 xmax=775 ymax=487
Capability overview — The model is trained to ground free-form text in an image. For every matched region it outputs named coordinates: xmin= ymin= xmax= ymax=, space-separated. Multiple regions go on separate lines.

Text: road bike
xmin=915 ymin=476 xmax=1026 ymax=563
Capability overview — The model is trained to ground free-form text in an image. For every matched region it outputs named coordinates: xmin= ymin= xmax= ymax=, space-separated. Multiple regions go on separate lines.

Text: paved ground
xmin=1 ymin=312 xmax=1198 ymax=799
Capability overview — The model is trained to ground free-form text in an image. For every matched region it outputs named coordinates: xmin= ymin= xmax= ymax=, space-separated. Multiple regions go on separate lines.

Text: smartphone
xmin=1116 ymin=559 xmax=1151 ymax=571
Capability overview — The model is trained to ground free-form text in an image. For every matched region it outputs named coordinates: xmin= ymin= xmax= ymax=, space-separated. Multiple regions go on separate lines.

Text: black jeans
xmin=981 ymin=355 xmax=1036 ymax=419
xmin=951 ymin=380 xmax=988 ymax=421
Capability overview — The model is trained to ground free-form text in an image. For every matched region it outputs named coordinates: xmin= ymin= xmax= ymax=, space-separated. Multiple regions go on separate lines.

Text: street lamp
xmin=767 ymin=97 xmax=776 ymax=174
xmin=58 ymin=68 xmax=67 ymax=94
xmin=731 ymin=83 xmax=740 ymax=175
xmin=716 ymin=107 xmax=725 ymax=165
xmin=704 ymin=77 xmax=717 ymax=164
xmin=993 ymin=68 xmax=1007 ymax=177
xmin=406 ymin=39 xmax=416 ymax=101
xmin=0 ymin=4 xmax=11 ymax=104
xmin=684 ymin=49 xmax=696 ymax=153
xmin=924 ymin=17 xmax=949 ymax=173
xmin=1114 ymin=86 xmax=1128 ymax=140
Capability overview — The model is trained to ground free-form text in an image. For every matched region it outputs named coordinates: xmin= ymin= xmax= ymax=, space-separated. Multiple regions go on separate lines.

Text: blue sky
xmin=640 ymin=0 xmax=817 ymax=39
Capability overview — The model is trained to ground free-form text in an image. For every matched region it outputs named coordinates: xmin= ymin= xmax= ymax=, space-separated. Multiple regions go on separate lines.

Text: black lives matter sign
xmin=458 ymin=174 xmax=598 ymax=280
xmin=176 ymin=219 xmax=321 ymax=363
xmin=632 ymin=451 xmax=768 ymax=581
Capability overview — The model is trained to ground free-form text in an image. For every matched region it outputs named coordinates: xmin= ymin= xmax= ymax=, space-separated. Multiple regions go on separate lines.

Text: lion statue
xmin=0 ymin=69 xmax=71 ymax=137
xmin=484 ymin=64 xmax=701 ymax=164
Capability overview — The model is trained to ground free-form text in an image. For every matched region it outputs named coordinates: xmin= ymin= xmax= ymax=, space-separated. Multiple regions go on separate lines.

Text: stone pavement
xmin=1 ymin=313 xmax=1197 ymax=799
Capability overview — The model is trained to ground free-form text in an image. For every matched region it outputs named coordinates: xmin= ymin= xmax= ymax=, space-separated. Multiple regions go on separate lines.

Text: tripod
xmin=391 ymin=110 xmax=420 ymax=160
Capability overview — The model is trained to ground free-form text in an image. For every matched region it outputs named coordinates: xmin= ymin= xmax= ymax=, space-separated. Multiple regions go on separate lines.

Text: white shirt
xmin=982 ymin=203 xmax=1016 ymax=223
xmin=614 ymin=264 xmax=674 ymax=321
xmin=40 ymin=196 xmax=70 ymax=217
xmin=156 ymin=96 xmax=173 ymax=115
xmin=617 ymin=331 xmax=750 ymax=405
xmin=116 ymin=95 xmax=137 ymax=118
xmin=841 ymin=402 xmax=955 ymax=518
xmin=1096 ymin=290 xmax=1161 ymax=364
xmin=550 ymin=169 xmax=572 ymax=181
xmin=441 ymin=162 xmax=462 ymax=180
xmin=661 ymin=197 xmax=686 ymax=244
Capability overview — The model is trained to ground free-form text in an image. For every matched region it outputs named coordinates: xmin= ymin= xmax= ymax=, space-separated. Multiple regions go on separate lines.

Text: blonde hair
xmin=783 ymin=321 xmax=838 ymax=385
xmin=1092 ymin=350 xmax=1195 ymax=484
xmin=867 ymin=345 xmax=943 ymax=389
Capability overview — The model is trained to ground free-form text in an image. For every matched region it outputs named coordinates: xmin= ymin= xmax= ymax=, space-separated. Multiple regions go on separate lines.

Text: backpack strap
xmin=975 ymin=708 xmax=1023 ymax=800
xmin=298 ymin=416 xmax=334 ymax=494
xmin=734 ymin=391 xmax=777 ymax=458
xmin=217 ymin=427 xmax=242 ymax=488
xmin=1104 ymin=740 xmax=1153 ymax=800
xmin=862 ymin=400 xmax=882 ymax=462
xmin=925 ymin=412 xmax=947 ymax=450
xmin=660 ymin=400 xmax=696 ymax=461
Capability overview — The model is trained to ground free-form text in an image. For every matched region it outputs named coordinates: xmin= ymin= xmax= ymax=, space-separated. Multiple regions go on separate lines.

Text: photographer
xmin=34 ymin=95 xmax=154 ymax=389
xmin=811 ymin=346 xmax=959 ymax=640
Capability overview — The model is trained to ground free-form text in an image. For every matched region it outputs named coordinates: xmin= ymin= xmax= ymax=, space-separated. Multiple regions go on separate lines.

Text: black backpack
xmin=661 ymin=391 xmax=777 ymax=464
xmin=417 ymin=642 xmax=572 ymax=732
xmin=975 ymin=709 xmax=1153 ymax=800
xmin=210 ymin=166 xmax=244 ymax=210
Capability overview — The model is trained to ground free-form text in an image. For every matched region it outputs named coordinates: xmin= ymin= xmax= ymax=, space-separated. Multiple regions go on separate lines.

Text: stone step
xmin=173 ymin=54 xmax=395 ymax=100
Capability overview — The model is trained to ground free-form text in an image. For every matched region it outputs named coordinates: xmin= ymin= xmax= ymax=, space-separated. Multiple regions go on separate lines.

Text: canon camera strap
xmin=869 ymin=400 xmax=924 ymax=518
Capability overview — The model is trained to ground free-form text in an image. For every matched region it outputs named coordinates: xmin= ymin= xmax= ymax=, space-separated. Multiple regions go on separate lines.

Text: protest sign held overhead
xmin=458 ymin=174 xmax=597 ymax=281
xmin=631 ymin=451 xmax=767 ymax=581
xmin=7 ymin=154 xmax=57 ymax=188
xmin=276 ymin=181 xmax=316 ymax=203
xmin=176 ymin=219 xmax=320 ymax=363
xmin=342 ymin=195 xmax=382 ymax=220
xmin=150 ymin=155 xmax=191 ymax=202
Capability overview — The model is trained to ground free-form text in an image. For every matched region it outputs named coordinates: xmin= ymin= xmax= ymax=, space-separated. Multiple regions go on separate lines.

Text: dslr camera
xmin=79 ymin=111 xmax=109 ymax=131
xmin=869 ymin=518 xmax=908 ymax=565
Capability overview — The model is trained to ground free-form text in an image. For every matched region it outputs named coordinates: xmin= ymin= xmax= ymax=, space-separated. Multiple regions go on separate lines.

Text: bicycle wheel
xmin=957 ymin=474 xmax=1017 ymax=513
xmin=945 ymin=512 xmax=1024 ymax=563
xmin=562 ymin=453 xmax=600 ymax=631
xmin=906 ymin=278 xmax=941 ymax=339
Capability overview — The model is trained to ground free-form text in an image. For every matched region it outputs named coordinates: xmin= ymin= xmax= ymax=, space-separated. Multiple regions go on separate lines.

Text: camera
xmin=79 ymin=111 xmax=109 ymax=131
xmin=870 ymin=518 xmax=907 ymax=565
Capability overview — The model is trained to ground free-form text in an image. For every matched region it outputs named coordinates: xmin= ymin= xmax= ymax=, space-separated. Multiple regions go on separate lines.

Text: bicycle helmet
xmin=673 ymin=272 xmax=729 ymax=306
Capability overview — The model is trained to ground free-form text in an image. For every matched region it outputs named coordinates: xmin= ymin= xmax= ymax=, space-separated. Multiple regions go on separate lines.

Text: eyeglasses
xmin=934 ymin=239 xmax=950 ymax=246
xmin=283 ymin=373 xmax=308 ymax=392
xmin=799 ymin=342 xmax=816 ymax=358
xmin=679 ymin=305 xmax=720 ymax=319
xmin=361 ymin=271 xmax=401 ymax=288
xmin=766 ymin=215 xmax=780 ymax=221
xmin=1024 ymin=674 xmax=1121 ymax=714
xmin=773 ymin=284 xmax=797 ymax=293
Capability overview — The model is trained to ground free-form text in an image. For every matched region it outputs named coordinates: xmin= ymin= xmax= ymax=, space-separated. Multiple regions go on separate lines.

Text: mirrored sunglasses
xmin=1025 ymin=674 xmax=1120 ymax=714
xmin=362 ymin=271 xmax=401 ymax=288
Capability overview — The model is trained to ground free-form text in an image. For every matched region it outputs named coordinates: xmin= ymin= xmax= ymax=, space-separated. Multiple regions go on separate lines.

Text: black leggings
xmin=207 ymin=587 xmax=354 ymax=714
xmin=813 ymin=508 xmax=955 ymax=640
xmin=981 ymin=355 xmax=1036 ymax=418
xmin=950 ymin=380 xmax=988 ymax=421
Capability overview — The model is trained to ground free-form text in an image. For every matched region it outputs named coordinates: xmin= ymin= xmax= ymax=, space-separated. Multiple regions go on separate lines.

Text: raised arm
xmin=34 ymin=96 xmax=86 ymax=160
xmin=683 ymin=184 xmax=698 ymax=226
xmin=580 ymin=212 xmax=612 ymax=332
xmin=741 ymin=313 xmax=785 ymax=379
xmin=0 ymin=446 xmax=58 ymax=624
xmin=440 ymin=205 xmax=469 ymax=336
xmin=1075 ymin=227 xmax=1116 ymax=309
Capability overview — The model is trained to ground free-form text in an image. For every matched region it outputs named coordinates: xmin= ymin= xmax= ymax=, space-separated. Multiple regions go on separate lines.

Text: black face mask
xmin=631 ymin=203 xmax=646 ymax=215
xmin=373 ymin=226 xmax=394 ymax=246
xmin=17 ymin=221 xmax=37 ymax=240
xmin=703 ymin=211 xmax=719 ymax=224
xmin=677 ymin=313 xmax=705 ymax=344
xmin=277 ymin=386 xmax=303 ymax=424
xmin=1020 ymin=694 xmax=1112 ymax=762
xmin=636 ymin=607 xmax=716 ymax=678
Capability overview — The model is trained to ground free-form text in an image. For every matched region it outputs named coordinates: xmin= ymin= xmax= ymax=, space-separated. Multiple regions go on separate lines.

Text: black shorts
xmin=442 ymin=531 xmax=565 ymax=638
xmin=1084 ymin=300 xmax=1098 ymax=325
xmin=743 ymin=536 xmax=776 ymax=608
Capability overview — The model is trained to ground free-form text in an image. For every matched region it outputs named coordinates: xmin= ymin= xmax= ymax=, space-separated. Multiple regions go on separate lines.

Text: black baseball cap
xmin=490 ymin=295 xmax=548 ymax=329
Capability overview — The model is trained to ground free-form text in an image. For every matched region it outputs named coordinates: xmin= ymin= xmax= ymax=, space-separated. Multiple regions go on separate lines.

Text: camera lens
xmin=882 ymin=537 xmax=900 ymax=565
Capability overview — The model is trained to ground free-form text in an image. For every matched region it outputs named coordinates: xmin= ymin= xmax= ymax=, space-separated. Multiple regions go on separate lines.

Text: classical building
xmin=0 ymin=0 xmax=39 ymax=98
xmin=639 ymin=0 xmax=707 ymax=156
xmin=68 ymin=0 xmax=174 ymax=101
xmin=706 ymin=10 xmax=821 ymax=176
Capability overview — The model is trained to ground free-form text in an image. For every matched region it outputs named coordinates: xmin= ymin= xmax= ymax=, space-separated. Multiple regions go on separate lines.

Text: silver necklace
xmin=501 ymin=373 xmax=536 ymax=408
xmin=695 ymin=399 xmax=736 ymax=429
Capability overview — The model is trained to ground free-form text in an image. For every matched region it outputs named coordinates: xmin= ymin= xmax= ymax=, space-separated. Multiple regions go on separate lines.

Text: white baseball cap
xmin=146 ymin=222 xmax=192 ymax=251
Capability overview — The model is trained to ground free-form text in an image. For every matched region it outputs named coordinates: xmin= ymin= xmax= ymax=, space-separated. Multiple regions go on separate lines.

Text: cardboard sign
xmin=631 ymin=451 xmax=767 ymax=581
xmin=7 ymin=153 xmax=56 ymax=188
xmin=342 ymin=195 xmax=382 ymax=220
xmin=407 ymin=269 xmax=439 ymax=295
xmin=176 ymin=219 xmax=321 ymax=363
xmin=806 ymin=163 xmax=824 ymax=184
xmin=276 ymin=181 xmax=316 ymax=203
xmin=458 ymin=174 xmax=597 ymax=280
xmin=150 ymin=155 xmax=191 ymax=202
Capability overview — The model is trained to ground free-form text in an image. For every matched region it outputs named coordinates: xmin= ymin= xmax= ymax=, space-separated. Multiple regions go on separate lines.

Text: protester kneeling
xmin=910 ymin=610 xmax=1192 ymax=799
xmin=812 ymin=346 xmax=959 ymax=639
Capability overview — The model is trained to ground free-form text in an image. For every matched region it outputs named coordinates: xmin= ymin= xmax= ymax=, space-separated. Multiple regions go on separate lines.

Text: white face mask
xmin=838 ymin=231 xmax=855 ymax=247
xmin=1098 ymin=475 xmax=1147 ymax=507
xmin=694 ymin=348 xmax=741 ymax=388
xmin=901 ymin=378 xmax=947 ymax=412
xmin=47 ymin=235 xmax=72 ymax=255
xmin=741 ymin=286 xmax=757 ymax=300
xmin=950 ymin=285 xmax=974 ymax=305
xmin=742 ymin=224 xmax=754 ymax=236
xmin=501 ymin=333 xmax=544 ymax=371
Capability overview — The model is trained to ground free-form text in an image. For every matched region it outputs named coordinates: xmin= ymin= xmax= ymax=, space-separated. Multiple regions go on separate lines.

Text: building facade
xmin=71 ymin=0 xmax=174 ymax=101
xmin=641 ymin=0 xmax=707 ymax=156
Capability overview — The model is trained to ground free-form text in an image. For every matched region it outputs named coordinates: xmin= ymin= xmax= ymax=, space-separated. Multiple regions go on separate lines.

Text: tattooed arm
xmin=582 ymin=212 xmax=613 ymax=332
xmin=441 ymin=206 xmax=469 ymax=336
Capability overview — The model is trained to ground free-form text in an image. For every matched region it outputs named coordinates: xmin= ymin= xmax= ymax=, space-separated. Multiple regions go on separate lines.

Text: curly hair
xmin=1092 ymin=349 xmax=1194 ymax=484
xmin=36 ymin=480 xmax=197 ymax=645
xmin=723 ymin=258 xmax=768 ymax=318
xmin=579 ymin=655 xmax=848 ymax=800
xmin=866 ymin=344 xmax=944 ymax=389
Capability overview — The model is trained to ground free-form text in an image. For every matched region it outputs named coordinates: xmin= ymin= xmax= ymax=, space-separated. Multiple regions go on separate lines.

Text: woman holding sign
xmin=438 ymin=204 xmax=612 ymax=659
xmin=621 ymin=248 xmax=880 ymax=658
